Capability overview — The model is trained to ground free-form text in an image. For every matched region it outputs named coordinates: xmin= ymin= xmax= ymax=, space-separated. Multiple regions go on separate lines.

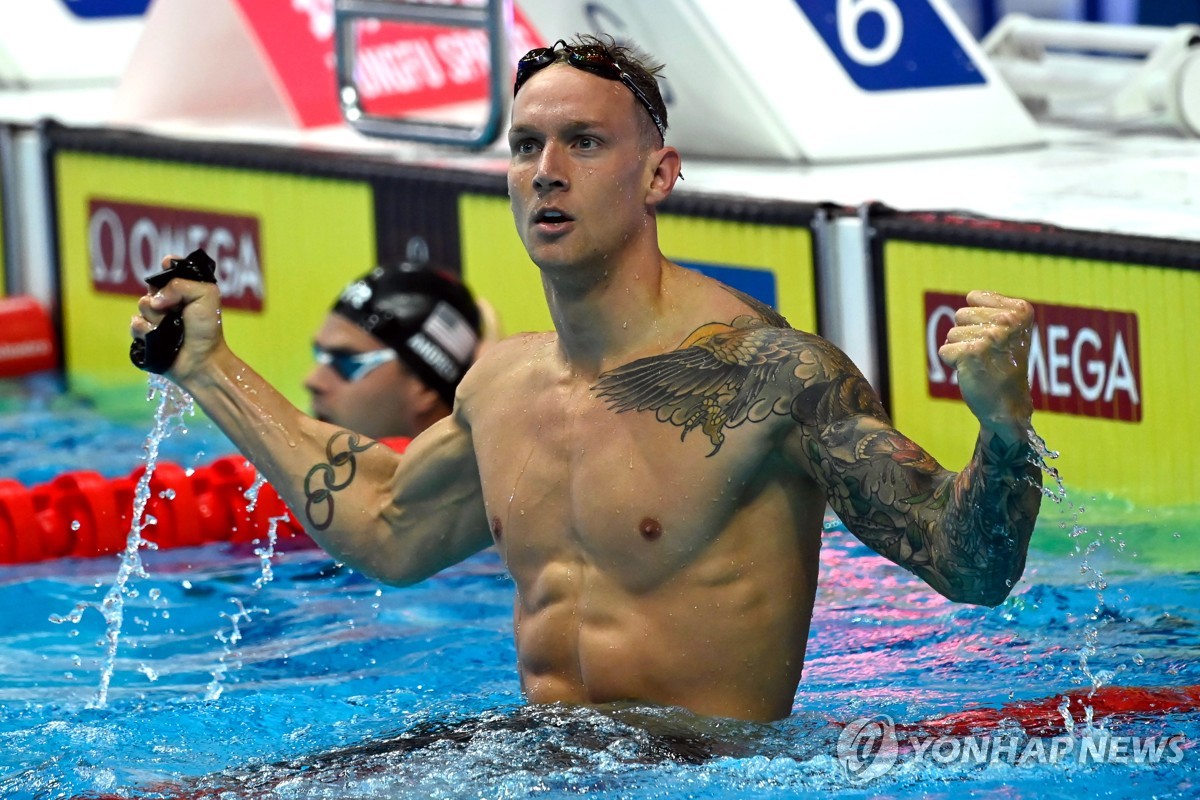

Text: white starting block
xmin=0 ymin=3 xmax=145 ymax=89
xmin=518 ymin=0 xmax=1044 ymax=162
xmin=983 ymin=14 xmax=1200 ymax=136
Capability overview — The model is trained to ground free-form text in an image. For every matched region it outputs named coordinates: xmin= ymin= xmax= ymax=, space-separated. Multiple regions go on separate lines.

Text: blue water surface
xmin=0 ymin=379 xmax=1197 ymax=799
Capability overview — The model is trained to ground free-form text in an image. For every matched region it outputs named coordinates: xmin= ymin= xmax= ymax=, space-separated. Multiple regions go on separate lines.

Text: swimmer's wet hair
xmin=566 ymin=33 xmax=670 ymax=144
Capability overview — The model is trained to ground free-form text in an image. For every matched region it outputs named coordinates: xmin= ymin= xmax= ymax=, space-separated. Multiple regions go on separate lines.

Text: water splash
xmin=48 ymin=376 xmax=194 ymax=708
xmin=253 ymin=513 xmax=289 ymax=590
xmin=1026 ymin=429 xmax=1066 ymax=505
xmin=1026 ymin=427 xmax=1131 ymax=703
xmin=204 ymin=598 xmax=269 ymax=701
xmin=243 ymin=471 xmax=268 ymax=511
xmin=1057 ymin=696 xmax=1076 ymax=734
xmin=238 ymin=470 xmax=287 ymax=588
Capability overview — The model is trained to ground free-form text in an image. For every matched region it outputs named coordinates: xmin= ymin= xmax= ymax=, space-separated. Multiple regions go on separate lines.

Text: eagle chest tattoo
xmin=591 ymin=299 xmax=853 ymax=456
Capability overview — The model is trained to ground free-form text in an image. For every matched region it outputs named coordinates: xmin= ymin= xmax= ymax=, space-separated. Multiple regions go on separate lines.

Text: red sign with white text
xmin=924 ymin=292 xmax=1142 ymax=422
xmin=233 ymin=0 xmax=544 ymax=127
xmin=87 ymin=199 xmax=265 ymax=311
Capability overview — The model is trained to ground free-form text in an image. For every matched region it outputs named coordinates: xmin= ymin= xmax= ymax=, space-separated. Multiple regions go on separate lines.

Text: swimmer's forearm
xmin=174 ymin=348 xmax=408 ymax=572
xmin=180 ymin=351 xmax=491 ymax=584
xmin=925 ymin=428 xmax=1042 ymax=606
xmin=814 ymin=415 xmax=1040 ymax=607
xmin=177 ymin=346 xmax=320 ymax=469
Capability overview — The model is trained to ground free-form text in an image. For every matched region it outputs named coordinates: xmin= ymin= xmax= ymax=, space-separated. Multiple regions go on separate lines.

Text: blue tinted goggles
xmin=313 ymin=345 xmax=398 ymax=382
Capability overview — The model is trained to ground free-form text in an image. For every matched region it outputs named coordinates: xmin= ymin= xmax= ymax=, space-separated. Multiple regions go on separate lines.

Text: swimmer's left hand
xmin=937 ymin=290 xmax=1035 ymax=439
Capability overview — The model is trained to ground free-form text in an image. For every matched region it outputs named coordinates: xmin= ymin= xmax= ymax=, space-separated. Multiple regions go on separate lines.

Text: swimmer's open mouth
xmin=533 ymin=208 xmax=574 ymax=227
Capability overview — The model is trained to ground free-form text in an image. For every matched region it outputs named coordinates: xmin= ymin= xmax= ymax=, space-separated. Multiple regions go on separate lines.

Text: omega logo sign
xmin=87 ymin=200 xmax=265 ymax=311
xmin=925 ymin=292 xmax=1142 ymax=422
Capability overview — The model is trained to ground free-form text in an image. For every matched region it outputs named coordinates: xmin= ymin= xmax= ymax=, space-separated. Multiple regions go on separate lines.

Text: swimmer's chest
xmin=473 ymin=379 xmax=773 ymax=578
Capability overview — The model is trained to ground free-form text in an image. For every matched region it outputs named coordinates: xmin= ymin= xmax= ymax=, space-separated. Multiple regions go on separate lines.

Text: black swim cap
xmin=331 ymin=263 xmax=482 ymax=407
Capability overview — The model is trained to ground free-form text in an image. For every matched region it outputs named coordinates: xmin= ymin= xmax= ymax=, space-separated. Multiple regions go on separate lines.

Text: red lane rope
xmin=0 ymin=296 xmax=57 ymax=377
xmin=905 ymin=684 xmax=1200 ymax=737
xmin=0 ymin=437 xmax=410 ymax=564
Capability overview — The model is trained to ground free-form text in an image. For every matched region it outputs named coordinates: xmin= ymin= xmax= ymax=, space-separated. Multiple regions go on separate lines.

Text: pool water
xmin=0 ymin=380 xmax=1197 ymax=799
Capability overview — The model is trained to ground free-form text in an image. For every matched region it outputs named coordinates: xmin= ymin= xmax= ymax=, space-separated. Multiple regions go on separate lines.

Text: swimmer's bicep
xmin=373 ymin=414 xmax=492 ymax=584
xmin=787 ymin=412 xmax=948 ymax=515
xmin=781 ymin=379 xmax=959 ymax=568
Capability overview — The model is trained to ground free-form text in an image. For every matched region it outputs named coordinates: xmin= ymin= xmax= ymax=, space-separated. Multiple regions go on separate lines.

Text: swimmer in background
xmin=131 ymin=34 xmax=1042 ymax=723
xmin=306 ymin=262 xmax=487 ymax=441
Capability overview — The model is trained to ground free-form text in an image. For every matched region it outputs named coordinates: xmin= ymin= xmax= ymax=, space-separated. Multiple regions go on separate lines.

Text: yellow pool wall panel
xmin=881 ymin=240 xmax=1196 ymax=509
xmin=55 ymin=151 xmax=375 ymax=411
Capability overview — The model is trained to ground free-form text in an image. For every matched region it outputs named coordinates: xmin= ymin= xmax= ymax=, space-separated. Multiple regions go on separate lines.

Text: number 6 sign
xmin=837 ymin=0 xmax=903 ymax=66
xmin=797 ymin=0 xmax=986 ymax=89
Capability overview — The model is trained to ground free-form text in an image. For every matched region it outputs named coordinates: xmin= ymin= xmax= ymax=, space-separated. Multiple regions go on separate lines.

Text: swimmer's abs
xmin=512 ymin=599 xmax=809 ymax=722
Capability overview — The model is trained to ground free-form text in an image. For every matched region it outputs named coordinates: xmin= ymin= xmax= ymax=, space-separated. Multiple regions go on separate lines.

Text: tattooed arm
xmin=785 ymin=293 xmax=1042 ymax=606
xmin=594 ymin=290 xmax=1041 ymax=606
xmin=132 ymin=273 xmax=491 ymax=586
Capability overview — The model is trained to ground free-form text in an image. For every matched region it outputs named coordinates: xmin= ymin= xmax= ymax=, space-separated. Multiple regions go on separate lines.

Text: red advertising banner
xmin=87 ymin=199 xmax=264 ymax=311
xmin=233 ymin=0 xmax=544 ymax=127
xmin=924 ymin=292 xmax=1142 ymax=422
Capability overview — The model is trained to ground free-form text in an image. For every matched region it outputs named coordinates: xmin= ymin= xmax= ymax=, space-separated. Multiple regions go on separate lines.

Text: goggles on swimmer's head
xmin=514 ymin=39 xmax=667 ymax=142
xmin=313 ymin=345 xmax=398 ymax=383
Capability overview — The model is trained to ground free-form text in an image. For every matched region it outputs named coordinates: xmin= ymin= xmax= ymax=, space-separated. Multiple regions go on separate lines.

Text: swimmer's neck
xmin=542 ymin=253 xmax=677 ymax=376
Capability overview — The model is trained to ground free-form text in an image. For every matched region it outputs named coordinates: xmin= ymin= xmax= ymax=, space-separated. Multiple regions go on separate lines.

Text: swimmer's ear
xmin=645 ymin=146 xmax=681 ymax=207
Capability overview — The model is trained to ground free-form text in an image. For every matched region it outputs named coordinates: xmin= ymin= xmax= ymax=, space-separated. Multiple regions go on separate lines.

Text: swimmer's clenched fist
xmin=130 ymin=255 xmax=228 ymax=382
xmin=937 ymin=291 xmax=1035 ymax=438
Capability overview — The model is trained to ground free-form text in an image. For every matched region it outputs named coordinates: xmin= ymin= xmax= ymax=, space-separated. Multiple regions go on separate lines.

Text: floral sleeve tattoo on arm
xmin=303 ymin=431 xmax=376 ymax=531
xmin=594 ymin=304 xmax=1041 ymax=606
xmin=790 ymin=360 xmax=1043 ymax=606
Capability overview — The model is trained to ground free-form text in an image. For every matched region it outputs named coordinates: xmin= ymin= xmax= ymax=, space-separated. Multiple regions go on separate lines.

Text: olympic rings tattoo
xmin=304 ymin=431 xmax=376 ymax=531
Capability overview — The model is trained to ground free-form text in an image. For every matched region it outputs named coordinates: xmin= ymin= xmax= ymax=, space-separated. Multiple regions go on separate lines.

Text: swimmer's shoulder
xmin=455 ymin=331 xmax=557 ymax=403
xmin=665 ymin=261 xmax=861 ymax=373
